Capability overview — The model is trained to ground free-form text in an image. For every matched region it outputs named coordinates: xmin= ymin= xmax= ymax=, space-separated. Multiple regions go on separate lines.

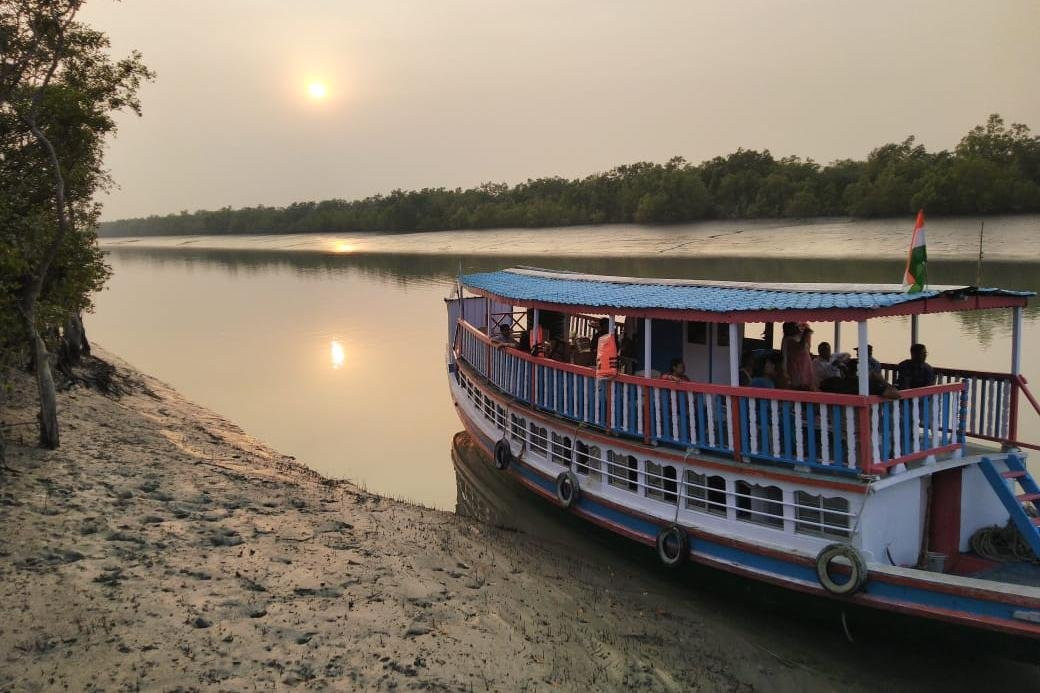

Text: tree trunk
xmin=21 ymin=306 xmax=59 ymax=449
xmin=58 ymin=312 xmax=90 ymax=374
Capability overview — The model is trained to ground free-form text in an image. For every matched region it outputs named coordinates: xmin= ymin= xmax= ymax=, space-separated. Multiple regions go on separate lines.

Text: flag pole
xmin=975 ymin=220 xmax=985 ymax=287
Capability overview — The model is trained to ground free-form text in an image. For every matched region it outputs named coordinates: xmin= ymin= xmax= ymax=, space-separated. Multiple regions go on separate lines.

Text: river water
xmin=91 ymin=216 xmax=1040 ymax=509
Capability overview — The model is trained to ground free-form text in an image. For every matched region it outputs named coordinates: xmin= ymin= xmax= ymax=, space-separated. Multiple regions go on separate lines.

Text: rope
xmin=970 ymin=522 xmax=1040 ymax=564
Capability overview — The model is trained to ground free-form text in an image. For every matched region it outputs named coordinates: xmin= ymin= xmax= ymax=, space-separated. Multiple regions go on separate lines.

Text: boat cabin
xmin=449 ymin=267 xmax=1036 ymax=477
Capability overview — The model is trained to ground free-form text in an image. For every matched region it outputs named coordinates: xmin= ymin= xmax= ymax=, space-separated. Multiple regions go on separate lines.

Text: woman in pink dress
xmin=781 ymin=322 xmax=817 ymax=390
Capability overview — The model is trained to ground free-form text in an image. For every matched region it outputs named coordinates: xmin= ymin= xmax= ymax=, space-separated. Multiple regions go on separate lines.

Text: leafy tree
xmin=1 ymin=0 xmax=153 ymax=448
xmin=99 ymin=114 xmax=1040 ymax=239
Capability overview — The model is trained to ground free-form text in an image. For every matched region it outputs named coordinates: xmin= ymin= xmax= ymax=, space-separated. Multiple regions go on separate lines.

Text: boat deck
xmin=970 ymin=560 xmax=1040 ymax=589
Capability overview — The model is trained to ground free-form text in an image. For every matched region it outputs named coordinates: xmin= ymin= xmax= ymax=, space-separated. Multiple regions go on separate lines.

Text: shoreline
xmin=2 ymin=349 xmax=1039 ymax=689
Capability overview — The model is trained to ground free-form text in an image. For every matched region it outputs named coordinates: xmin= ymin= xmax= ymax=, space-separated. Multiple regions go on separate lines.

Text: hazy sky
xmin=82 ymin=0 xmax=1040 ymax=220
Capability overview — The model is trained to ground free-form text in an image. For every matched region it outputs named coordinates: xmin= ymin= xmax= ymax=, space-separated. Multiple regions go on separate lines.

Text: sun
xmin=307 ymin=82 xmax=328 ymax=100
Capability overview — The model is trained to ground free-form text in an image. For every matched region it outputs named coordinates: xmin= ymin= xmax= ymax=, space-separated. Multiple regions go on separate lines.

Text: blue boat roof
xmin=461 ymin=268 xmax=1032 ymax=317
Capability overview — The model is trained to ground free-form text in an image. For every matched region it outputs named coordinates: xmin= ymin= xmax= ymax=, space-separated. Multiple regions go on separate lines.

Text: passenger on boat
xmin=595 ymin=329 xmax=619 ymax=377
xmin=813 ymin=341 xmax=840 ymax=382
xmin=492 ymin=324 xmax=516 ymax=346
xmin=534 ymin=335 xmax=569 ymax=361
xmin=895 ymin=343 xmax=936 ymax=390
xmin=855 ymin=344 xmax=881 ymax=374
xmin=738 ymin=352 xmax=753 ymax=387
xmin=591 ymin=317 xmax=610 ymax=346
xmin=819 ymin=360 xmax=900 ymax=399
xmin=781 ymin=322 xmax=817 ymax=390
xmin=660 ymin=358 xmax=690 ymax=382
xmin=749 ymin=352 xmax=783 ymax=388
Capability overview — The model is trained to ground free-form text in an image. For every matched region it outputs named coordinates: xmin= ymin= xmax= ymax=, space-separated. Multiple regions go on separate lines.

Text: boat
xmin=444 ymin=266 xmax=1040 ymax=639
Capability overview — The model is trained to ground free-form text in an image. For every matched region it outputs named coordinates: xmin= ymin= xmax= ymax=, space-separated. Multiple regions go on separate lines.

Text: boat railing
xmin=455 ymin=320 xmax=968 ymax=476
xmin=881 ymin=362 xmax=1017 ymax=447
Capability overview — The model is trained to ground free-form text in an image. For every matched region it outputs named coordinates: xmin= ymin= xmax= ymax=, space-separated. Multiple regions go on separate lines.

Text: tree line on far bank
xmin=102 ymin=114 xmax=1040 ymax=238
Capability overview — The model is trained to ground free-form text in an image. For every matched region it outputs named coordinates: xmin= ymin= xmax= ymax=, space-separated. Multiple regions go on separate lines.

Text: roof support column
xmin=729 ymin=323 xmax=740 ymax=386
xmin=833 ymin=321 xmax=841 ymax=353
xmin=910 ymin=314 xmax=919 ymax=350
xmin=643 ymin=318 xmax=652 ymax=378
xmin=857 ymin=320 xmax=870 ymax=396
xmin=532 ymin=308 xmax=540 ymax=341
xmin=1010 ymin=306 xmax=1024 ymax=445
xmin=1012 ymin=306 xmax=1023 ymax=377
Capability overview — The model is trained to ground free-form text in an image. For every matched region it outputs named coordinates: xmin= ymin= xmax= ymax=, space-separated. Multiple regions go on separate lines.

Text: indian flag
xmin=903 ymin=210 xmax=927 ymax=293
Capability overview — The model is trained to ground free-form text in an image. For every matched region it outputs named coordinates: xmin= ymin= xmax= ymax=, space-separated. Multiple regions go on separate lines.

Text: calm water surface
xmin=91 ymin=218 xmax=1040 ymax=509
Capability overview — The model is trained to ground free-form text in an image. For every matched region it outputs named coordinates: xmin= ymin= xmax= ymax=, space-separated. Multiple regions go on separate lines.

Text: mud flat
xmin=1 ymin=349 xmax=1037 ymax=690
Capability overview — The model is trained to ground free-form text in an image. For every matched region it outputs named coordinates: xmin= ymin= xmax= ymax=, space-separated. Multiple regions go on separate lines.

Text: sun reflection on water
xmin=330 ymin=339 xmax=345 ymax=369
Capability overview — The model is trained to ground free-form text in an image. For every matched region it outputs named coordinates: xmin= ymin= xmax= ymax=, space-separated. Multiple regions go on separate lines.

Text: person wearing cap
xmin=855 ymin=344 xmax=881 ymax=374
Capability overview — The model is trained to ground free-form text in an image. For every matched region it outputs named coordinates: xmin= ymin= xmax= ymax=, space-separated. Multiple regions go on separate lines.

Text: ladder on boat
xmin=979 ymin=454 xmax=1040 ymax=557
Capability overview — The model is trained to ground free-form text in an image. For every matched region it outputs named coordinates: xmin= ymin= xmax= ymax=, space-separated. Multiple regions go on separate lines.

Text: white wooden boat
xmin=445 ymin=267 xmax=1040 ymax=639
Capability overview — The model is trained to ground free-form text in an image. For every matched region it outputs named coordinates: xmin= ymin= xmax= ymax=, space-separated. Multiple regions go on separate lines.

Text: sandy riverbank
xmin=1 ymin=350 xmax=1038 ymax=690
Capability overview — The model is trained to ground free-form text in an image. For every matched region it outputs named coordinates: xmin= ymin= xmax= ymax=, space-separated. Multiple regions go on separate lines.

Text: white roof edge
xmin=503 ymin=267 xmax=966 ymax=294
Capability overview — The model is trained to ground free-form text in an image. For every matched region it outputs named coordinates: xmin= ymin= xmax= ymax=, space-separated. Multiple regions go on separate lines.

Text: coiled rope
xmin=970 ymin=522 xmax=1040 ymax=564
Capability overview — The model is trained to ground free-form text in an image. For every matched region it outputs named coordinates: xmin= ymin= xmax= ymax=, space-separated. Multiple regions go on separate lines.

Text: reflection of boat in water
xmin=446 ymin=266 xmax=1040 ymax=640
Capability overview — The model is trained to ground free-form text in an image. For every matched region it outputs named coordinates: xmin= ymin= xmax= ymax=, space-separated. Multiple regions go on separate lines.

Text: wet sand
xmin=1 ymin=350 xmax=1038 ymax=690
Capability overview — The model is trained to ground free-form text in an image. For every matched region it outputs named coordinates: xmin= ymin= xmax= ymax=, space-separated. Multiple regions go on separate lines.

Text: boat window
xmin=685 ymin=472 xmax=727 ymax=516
xmin=528 ymin=423 xmax=549 ymax=457
xmin=510 ymin=414 xmax=527 ymax=443
xmin=574 ymin=442 xmax=602 ymax=480
xmin=550 ymin=433 xmax=572 ymax=466
xmin=687 ymin=321 xmax=708 ymax=345
xmin=794 ymin=491 xmax=851 ymax=538
xmin=716 ymin=324 xmax=729 ymax=347
xmin=607 ymin=451 xmax=639 ymax=492
xmin=645 ymin=461 xmax=678 ymax=504
xmin=495 ymin=404 xmax=507 ymax=429
xmin=735 ymin=481 xmax=784 ymax=528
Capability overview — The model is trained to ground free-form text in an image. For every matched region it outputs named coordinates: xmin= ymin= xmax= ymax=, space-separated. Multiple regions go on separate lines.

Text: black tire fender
xmin=656 ymin=525 xmax=689 ymax=568
xmin=555 ymin=470 xmax=580 ymax=508
xmin=493 ymin=438 xmax=513 ymax=470
xmin=815 ymin=543 xmax=868 ymax=596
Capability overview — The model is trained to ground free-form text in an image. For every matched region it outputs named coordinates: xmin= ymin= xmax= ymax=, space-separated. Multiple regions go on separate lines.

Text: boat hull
xmin=450 ymin=374 xmax=1040 ymax=641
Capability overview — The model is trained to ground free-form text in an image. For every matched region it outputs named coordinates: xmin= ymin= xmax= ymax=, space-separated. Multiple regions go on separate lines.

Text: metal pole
xmin=643 ymin=318 xmax=652 ymax=378
xmin=857 ymin=320 xmax=869 ymax=396
xmin=833 ymin=321 xmax=841 ymax=353
xmin=910 ymin=314 xmax=919 ymax=349
xmin=533 ymin=308 xmax=540 ymax=341
xmin=729 ymin=323 xmax=740 ymax=386
xmin=1012 ymin=306 xmax=1023 ymax=376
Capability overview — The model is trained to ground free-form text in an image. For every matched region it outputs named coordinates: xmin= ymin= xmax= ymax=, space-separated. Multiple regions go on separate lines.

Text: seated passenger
xmin=895 ymin=343 xmax=935 ymax=390
xmin=492 ymin=324 xmax=516 ymax=346
xmin=533 ymin=335 xmax=569 ymax=362
xmin=749 ymin=352 xmax=782 ymax=388
xmin=813 ymin=341 xmax=840 ymax=382
xmin=739 ymin=352 xmax=753 ymax=387
xmin=820 ymin=359 xmax=900 ymax=399
xmin=855 ymin=344 xmax=881 ymax=374
xmin=660 ymin=358 xmax=690 ymax=382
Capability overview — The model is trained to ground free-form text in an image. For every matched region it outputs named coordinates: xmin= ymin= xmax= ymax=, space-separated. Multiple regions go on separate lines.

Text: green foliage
xmin=100 ymin=114 xmax=1040 ymax=238
xmin=1 ymin=2 xmax=153 ymax=365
